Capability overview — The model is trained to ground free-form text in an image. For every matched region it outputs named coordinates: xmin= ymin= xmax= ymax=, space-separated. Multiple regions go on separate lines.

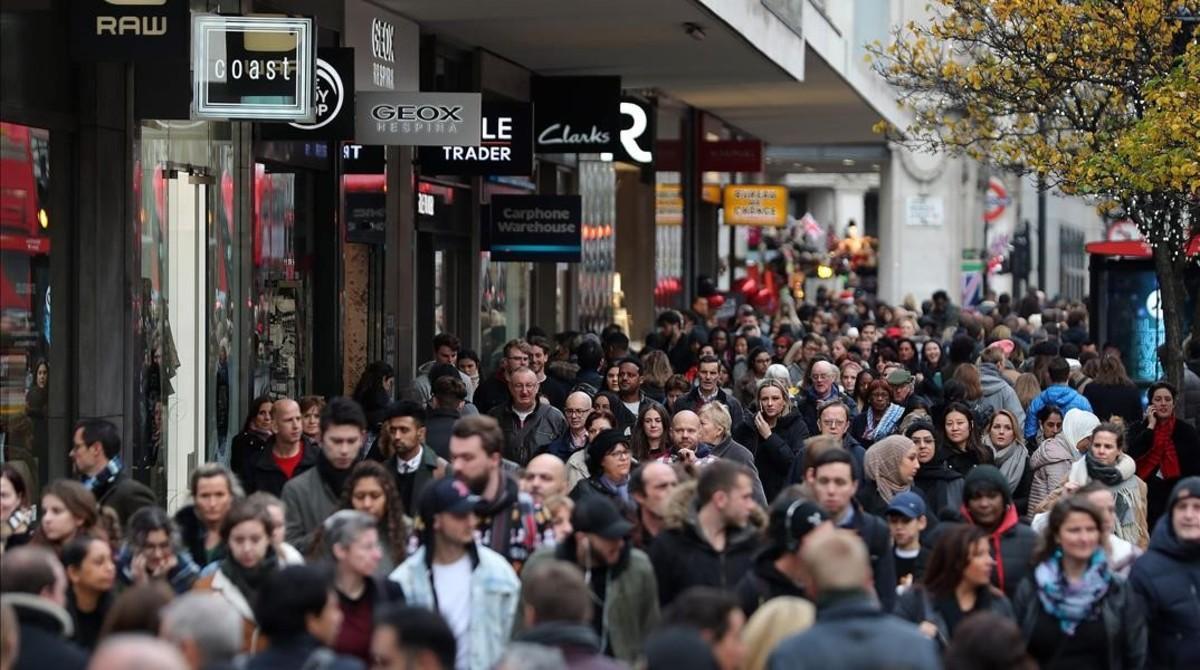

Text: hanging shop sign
xmin=656 ymin=139 xmax=765 ymax=172
xmin=613 ymin=97 xmax=655 ymax=165
xmin=417 ymin=102 xmax=533 ymax=176
xmin=486 ymin=195 xmax=582 ymax=262
xmin=532 ymin=76 xmax=622 ymax=153
xmin=72 ymin=0 xmax=191 ymax=61
xmin=260 ymin=48 xmax=356 ymax=140
xmin=723 ymin=185 xmax=787 ymax=226
xmin=192 ymin=15 xmax=315 ymax=121
xmin=342 ymin=143 xmax=386 ymax=174
xmin=344 ymin=0 xmax=419 ymax=91
xmin=355 ymin=92 xmax=482 ymax=146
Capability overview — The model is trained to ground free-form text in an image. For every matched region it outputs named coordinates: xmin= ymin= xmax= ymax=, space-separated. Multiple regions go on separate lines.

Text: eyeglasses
xmin=565 ymin=408 xmax=590 ymax=415
xmin=609 ymin=449 xmax=631 ymax=459
xmin=821 ymin=418 xmax=847 ymax=428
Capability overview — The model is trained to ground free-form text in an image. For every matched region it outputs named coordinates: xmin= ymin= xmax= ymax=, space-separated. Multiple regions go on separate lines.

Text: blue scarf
xmin=864 ymin=403 xmax=905 ymax=441
xmin=81 ymin=456 xmax=123 ymax=493
xmin=599 ymin=476 xmax=630 ymax=503
xmin=1034 ymin=548 xmax=1112 ymax=634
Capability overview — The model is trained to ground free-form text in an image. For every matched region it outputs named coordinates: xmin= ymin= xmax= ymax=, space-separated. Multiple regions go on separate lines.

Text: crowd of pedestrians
xmin=2 ymin=289 xmax=1200 ymax=670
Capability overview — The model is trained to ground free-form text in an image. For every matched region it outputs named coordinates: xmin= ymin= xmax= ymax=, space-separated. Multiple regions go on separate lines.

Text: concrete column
xmin=806 ymin=188 xmax=836 ymax=232
xmin=834 ymin=188 xmax=866 ymax=236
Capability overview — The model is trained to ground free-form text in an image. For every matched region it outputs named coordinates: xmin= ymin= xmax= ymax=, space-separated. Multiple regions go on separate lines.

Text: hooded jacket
xmin=978 ymin=363 xmax=1026 ymax=428
xmin=2 ymin=593 xmax=87 ymax=670
xmin=1024 ymin=385 xmax=1093 ymax=441
xmin=520 ymin=535 xmax=660 ymax=664
xmin=514 ymin=623 xmax=626 ymax=670
xmin=1129 ymin=478 xmax=1200 ymax=669
xmin=647 ymin=483 xmax=762 ymax=607
xmin=948 ymin=504 xmax=1038 ymax=599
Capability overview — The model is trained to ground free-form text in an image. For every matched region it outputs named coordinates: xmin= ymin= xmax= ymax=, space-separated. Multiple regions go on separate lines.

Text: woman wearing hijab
xmin=1029 ymin=408 xmax=1099 ymax=516
xmin=909 ymin=420 xmax=965 ymax=519
xmin=858 ymin=435 xmax=923 ymax=516
xmin=984 ymin=410 xmax=1033 ymax=518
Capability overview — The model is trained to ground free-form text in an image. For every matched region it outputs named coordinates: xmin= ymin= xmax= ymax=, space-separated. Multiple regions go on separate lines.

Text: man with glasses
xmin=797 ymin=360 xmax=857 ymax=435
xmin=488 ymin=367 xmax=567 ymax=466
xmin=807 ymin=401 xmax=867 ymax=483
xmin=475 ymin=339 xmax=534 ymax=414
xmin=545 ymin=391 xmax=593 ymax=463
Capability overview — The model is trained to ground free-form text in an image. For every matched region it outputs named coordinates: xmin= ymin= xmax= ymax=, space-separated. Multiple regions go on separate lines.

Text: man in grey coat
xmin=282 ymin=397 xmax=366 ymax=554
xmin=979 ymin=347 xmax=1026 ymax=428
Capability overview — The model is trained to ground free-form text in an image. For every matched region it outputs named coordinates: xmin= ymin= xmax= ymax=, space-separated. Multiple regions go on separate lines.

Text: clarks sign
xmin=532 ymin=76 xmax=622 ymax=153
xmin=355 ymin=92 xmax=482 ymax=146
xmin=72 ymin=0 xmax=190 ymax=61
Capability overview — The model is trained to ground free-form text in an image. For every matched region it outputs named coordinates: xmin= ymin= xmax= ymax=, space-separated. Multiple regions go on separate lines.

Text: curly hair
xmin=337 ymin=461 xmax=408 ymax=564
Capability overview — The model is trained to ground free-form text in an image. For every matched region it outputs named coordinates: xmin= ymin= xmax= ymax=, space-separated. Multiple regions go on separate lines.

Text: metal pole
xmin=1036 ymin=175 xmax=1047 ymax=290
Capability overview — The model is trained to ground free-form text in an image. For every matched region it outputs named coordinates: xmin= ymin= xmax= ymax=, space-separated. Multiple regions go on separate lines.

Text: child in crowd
xmin=885 ymin=491 xmax=929 ymax=594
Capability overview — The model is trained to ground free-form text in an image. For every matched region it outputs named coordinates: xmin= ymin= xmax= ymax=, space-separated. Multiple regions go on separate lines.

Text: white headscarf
xmin=1059 ymin=408 xmax=1101 ymax=459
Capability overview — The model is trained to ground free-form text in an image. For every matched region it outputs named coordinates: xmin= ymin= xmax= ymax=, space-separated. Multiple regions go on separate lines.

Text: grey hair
xmin=696 ymin=401 xmax=732 ymax=439
xmin=189 ymin=463 xmax=244 ymax=500
xmin=322 ymin=510 xmax=379 ymax=560
xmin=495 ymin=643 xmax=567 ymax=670
xmin=160 ymin=593 xmax=242 ymax=664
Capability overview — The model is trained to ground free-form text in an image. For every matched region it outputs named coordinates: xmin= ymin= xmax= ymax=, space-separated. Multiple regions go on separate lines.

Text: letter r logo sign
xmin=619 ymin=101 xmax=652 ymax=164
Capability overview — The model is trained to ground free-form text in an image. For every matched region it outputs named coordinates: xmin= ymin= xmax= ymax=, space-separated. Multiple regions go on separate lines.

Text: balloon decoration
xmin=707 ymin=293 xmax=726 ymax=309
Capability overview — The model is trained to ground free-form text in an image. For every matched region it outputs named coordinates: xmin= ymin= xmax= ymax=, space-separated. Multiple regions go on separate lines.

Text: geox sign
xmin=73 ymin=0 xmax=190 ymax=62
xmin=355 ymin=92 xmax=482 ymax=146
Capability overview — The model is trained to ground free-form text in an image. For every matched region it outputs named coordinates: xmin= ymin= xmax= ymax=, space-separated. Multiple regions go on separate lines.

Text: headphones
xmin=782 ymin=498 xmax=806 ymax=552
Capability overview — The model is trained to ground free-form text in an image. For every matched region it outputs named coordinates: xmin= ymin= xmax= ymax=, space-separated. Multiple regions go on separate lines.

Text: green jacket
xmin=518 ymin=537 xmax=660 ymax=664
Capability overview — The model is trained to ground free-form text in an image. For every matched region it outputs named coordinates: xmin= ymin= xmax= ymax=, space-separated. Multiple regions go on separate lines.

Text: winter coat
xmin=1013 ymin=572 xmax=1146 ymax=670
xmin=610 ymin=394 xmax=654 ymax=436
xmin=708 ymin=436 xmax=768 ymax=506
xmin=787 ymin=435 xmax=867 ymax=487
xmin=1060 ymin=454 xmax=1149 ymax=549
xmin=1028 ymin=434 xmax=1077 ymax=516
xmin=797 ymin=388 xmax=858 ymax=436
xmin=423 ymin=406 xmax=461 ymax=461
xmin=280 ymin=463 xmax=341 ymax=555
xmin=244 ymin=633 xmax=363 ymax=670
xmin=647 ymin=490 xmax=761 ymax=607
xmin=2 ymin=593 xmax=87 ymax=670
xmin=1185 ymin=367 xmax=1200 ymax=427
xmin=932 ymin=505 xmax=1038 ymax=599
xmin=473 ymin=373 xmax=512 ymax=415
xmin=766 ymin=592 xmax=941 ymax=670
xmin=231 ymin=429 xmax=271 ymax=483
xmin=979 ymin=363 xmax=1026 ymax=429
xmin=674 ymin=387 xmax=747 ymax=433
xmin=840 ymin=500 xmax=898 ymax=612
xmin=175 ymin=505 xmax=224 ymax=569
xmin=192 ymin=566 xmax=266 ymax=653
xmin=1024 ymin=385 xmax=1093 ymax=441
xmin=733 ymin=413 xmax=810 ymax=504
xmin=1128 ymin=416 xmax=1200 ymax=528
xmin=385 ymin=446 xmax=448 ymax=513
xmin=521 ymin=537 xmax=660 ymax=664
xmin=488 ymin=402 xmax=567 ymax=466
xmin=735 ymin=549 xmax=807 ymax=617
xmin=91 ymin=468 xmax=157 ymax=526
xmin=1082 ymin=382 xmax=1144 ymax=426
xmin=1129 ymin=511 xmax=1200 ymax=669
xmin=894 ymin=585 xmax=1015 ymax=649
xmin=243 ymin=439 xmax=319 ymax=497
xmin=912 ymin=457 xmax=965 ymax=520
xmin=514 ymin=623 xmax=626 ymax=670
xmin=389 ymin=543 xmax=520 ymax=670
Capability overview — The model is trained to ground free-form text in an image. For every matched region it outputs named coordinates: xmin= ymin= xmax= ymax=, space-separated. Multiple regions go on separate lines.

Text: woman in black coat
xmin=733 ymin=378 xmax=809 ymax=503
xmin=1126 ymin=381 xmax=1200 ymax=529
xmin=1082 ymin=356 xmax=1144 ymax=427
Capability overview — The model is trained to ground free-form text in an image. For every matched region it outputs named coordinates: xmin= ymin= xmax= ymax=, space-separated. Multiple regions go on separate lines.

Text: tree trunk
xmin=1153 ymin=242 xmax=1186 ymax=393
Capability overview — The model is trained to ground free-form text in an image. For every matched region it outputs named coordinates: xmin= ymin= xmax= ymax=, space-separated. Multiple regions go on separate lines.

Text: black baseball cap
xmin=769 ymin=497 xmax=829 ymax=547
xmin=419 ymin=477 xmax=480 ymax=519
xmin=571 ymin=495 xmax=633 ymax=539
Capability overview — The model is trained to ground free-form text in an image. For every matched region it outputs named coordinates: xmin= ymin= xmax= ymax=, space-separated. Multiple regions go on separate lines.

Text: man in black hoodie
xmin=735 ymin=494 xmax=830 ymax=616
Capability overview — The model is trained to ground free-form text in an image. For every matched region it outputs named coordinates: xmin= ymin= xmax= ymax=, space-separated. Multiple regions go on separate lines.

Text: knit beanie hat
xmin=963 ymin=465 xmax=1012 ymax=506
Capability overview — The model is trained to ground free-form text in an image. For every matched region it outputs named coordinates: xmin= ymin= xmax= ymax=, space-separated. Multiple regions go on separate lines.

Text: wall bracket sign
xmin=192 ymin=14 xmax=315 ymax=121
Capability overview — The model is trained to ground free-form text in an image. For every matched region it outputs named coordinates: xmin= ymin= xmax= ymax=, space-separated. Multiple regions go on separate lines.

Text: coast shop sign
xmin=532 ymin=76 xmax=622 ymax=153
xmin=261 ymin=48 xmax=356 ymax=141
xmin=417 ymin=102 xmax=533 ymax=176
xmin=72 ymin=0 xmax=190 ymax=61
xmin=192 ymin=15 xmax=315 ymax=121
xmin=486 ymin=195 xmax=582 ymax=263
xmin=355 ymin=92 xmax=482 ymax=146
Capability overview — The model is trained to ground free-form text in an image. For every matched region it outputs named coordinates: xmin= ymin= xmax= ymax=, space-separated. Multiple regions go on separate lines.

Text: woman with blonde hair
xmin=733 ymin=378 xmax=809 ymax=502
xmin=740 ymin=596 xmax=815 ymax=670
xmin=640 ymin=349 xmax=673 ymax=404
xmin=1014 ymin=373 xmax=1042 ymax=413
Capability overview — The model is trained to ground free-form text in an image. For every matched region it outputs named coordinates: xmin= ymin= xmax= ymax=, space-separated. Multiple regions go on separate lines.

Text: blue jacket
xmin=767 ymin=593 xmax=940 ymax=670
xmin=1024 ymin=385 xmax=1092 ymax=440
xmin=1129 ymin=512 xmax=1200 ymax=669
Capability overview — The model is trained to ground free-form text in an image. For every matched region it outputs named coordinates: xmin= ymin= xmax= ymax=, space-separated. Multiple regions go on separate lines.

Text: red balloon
xmin=740 ymin=278 xmax=759 ymax=298
xmin=707 ymin=294 xmax=726 ymax=309
xmin=752 ymin=288 xmax=773 ymax=307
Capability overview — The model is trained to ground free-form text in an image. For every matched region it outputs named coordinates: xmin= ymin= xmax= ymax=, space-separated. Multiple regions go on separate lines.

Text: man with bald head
xmin=544 ymin=392 xmax=592 ymax=463
xmin=90 ymin=635 xmax=189 ymax=670
xmin=797 ymin=359 xmax=858 ymax=435
xmin=488 ymin=367 xmax=567 ymax=466
xmin=521 ymin=454 xmax=568 ymax=505
xmin=245 ymin=397 xmax=318 ymax=496
xmin=670 ymin=410 xmax=705 ymax=461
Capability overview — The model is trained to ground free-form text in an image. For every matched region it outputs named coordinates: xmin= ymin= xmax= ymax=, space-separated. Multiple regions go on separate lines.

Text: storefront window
xmin=252 ymin=165 xmax=307 ymax=400
xmin=0 ymin=121 xmax=52 ymax=498
xmin=578 ymin=160 xmax=616 ymax=334
xmin=480 ymin=183 xmax=533 ymax=374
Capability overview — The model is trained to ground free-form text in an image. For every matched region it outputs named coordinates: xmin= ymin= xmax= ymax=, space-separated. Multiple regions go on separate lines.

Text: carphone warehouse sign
xmin=487 ymin=195 xmax=582 ymax=263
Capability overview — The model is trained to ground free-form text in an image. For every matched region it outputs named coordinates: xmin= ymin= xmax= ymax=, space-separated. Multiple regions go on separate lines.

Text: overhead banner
xmin=417 ymin=102 xmax=533 ymax=175
xmin=723 ymin=185 xmax=788 ymax=226
xmin=192 ymin=15 xmax=315 ymax=121
xmin=261 ymin=48 xmax=356 ymax=140
xmin=72 ymin=0 xmax=190 ymax=62
xmin=355 ymin=92 xmax=482 ymax=146
xmin=487 ymin=195 xmax=582 ymax=262
xmin=532 ymin=76 xmax=621 ymax=153
xmin=657 ymin=139 xmax=765 ymax=173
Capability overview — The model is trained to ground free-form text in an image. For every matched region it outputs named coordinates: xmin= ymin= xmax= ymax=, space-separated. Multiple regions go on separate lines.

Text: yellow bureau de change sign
xmin=724 ymin=185 xmax=787 ymax=226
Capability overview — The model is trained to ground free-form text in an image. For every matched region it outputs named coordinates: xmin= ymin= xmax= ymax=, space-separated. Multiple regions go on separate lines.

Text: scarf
xmin=864 ymin=435 xmax=916 ymax=503
xmin=316 ymin=449 xmax=353 ymax=497
xmin=599 ymin=476 xmax=631 ymax=503
xmin=1136 ymin=416 xmax=1181 ymax=480
xmin=220 ymin=547 xmax=278 ymax=607
xmin=81 ymin=456 xmax=123 ymax=494
xmin=1034 ymin=548 xmax=1111 ymax=635
xmin=990 ymin=438 xmax=1029 ymax=496
xmin=864 ymin=403 xmax=905 ymax=441
xmin=1084 ymin=454 xmax=1125 ymax=487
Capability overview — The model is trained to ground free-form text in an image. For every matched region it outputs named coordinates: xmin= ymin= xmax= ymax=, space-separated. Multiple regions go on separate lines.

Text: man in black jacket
xmin=611 ymin=358 xmax=653 ymax=435
xmin=648 ymin=460 xmax=760 ymax=607
xmin=1 ymin=546 xmax=88 ymax=670
xmin=809 ymin=448 xmax=897 ymax=611
xmin=244 ymin=398 xmax=318 ymax=497
xmin=70 ymin=419 xmax=157 ymax=525
xmin=735 ymin=495 xmax=829 ymax=617
xmin=674 ymin=355 xmax=746 ymax=428
xmin=487 ymin=368 xmax=566 ymax=466
xmin=382 ymin=401 xmax=449 ymax=513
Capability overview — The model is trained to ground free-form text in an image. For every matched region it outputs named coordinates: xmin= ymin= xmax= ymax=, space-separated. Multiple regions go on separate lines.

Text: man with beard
xmin=382 ymin=401 xmax=448 ymax=513
xmin=448 ymin=414 xmax=552 ymax=569
xmin=281 ymin=397 xmax=365 ymax=554
xmin=518 ymin=497 xmax=660 ymax=665
xmin=673 ymin=356 xmax=747 ymax=428
xmin=612 ymin=358 xmax=653 ymax=435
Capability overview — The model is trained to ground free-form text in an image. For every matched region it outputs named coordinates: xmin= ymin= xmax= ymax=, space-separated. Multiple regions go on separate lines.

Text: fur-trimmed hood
xmin=661 ymin=479 xmax=767 ymax=533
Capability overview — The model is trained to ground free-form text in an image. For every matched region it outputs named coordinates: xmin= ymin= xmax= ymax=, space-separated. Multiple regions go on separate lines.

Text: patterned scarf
xmin=1034 ymin=548 xmax=1112 ymax=635
xmin=864 ymin=403 xmax=905 ymax=441
xmin=81 ymin=456 xmax=123 ymax=494
xmin=1136 ymin=416 xmax=1181 ymax=480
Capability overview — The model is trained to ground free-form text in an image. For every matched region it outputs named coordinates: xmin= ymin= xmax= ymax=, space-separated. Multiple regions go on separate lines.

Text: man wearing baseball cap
xmin=517 ymin=495 xmax=659 ymax=665
xmin=389 ymin=477 xmax=520 ymax=670
xmin=884 ymin=491 xmax=930 ymax=592
xmin=734 ymin=492 xmax=831 ymax=616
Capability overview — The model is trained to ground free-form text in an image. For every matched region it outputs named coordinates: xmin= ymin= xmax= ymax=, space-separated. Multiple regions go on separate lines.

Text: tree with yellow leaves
xmin=870 ymin=0 xmax=1199 ymax=388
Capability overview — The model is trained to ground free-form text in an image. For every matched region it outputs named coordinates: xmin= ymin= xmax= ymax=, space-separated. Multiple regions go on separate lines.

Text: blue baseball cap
xmin=419 ymin=477 xmax=480 ymax=519
xmin=885 ymin=491 xmax=927 ymax=519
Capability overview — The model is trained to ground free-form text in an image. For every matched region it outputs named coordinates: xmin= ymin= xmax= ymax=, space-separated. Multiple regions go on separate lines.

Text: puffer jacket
xmin=1028 ymin=435 xmax=1077 ymax=515
xmin=979 ymin=363 xmax=1026 ymax=429
xmin=1013 ymin=571 xmax=1146 ymax=670
xmin=1024 ymin=385 xmax=1093 ymax=441
xmin=647 ymin=482 xmax=763 ymax=606
xmin=1129 ymin=479 xmax=1200 ymax=669
xmin=389 ymin=543 xmax=520 ymax=670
